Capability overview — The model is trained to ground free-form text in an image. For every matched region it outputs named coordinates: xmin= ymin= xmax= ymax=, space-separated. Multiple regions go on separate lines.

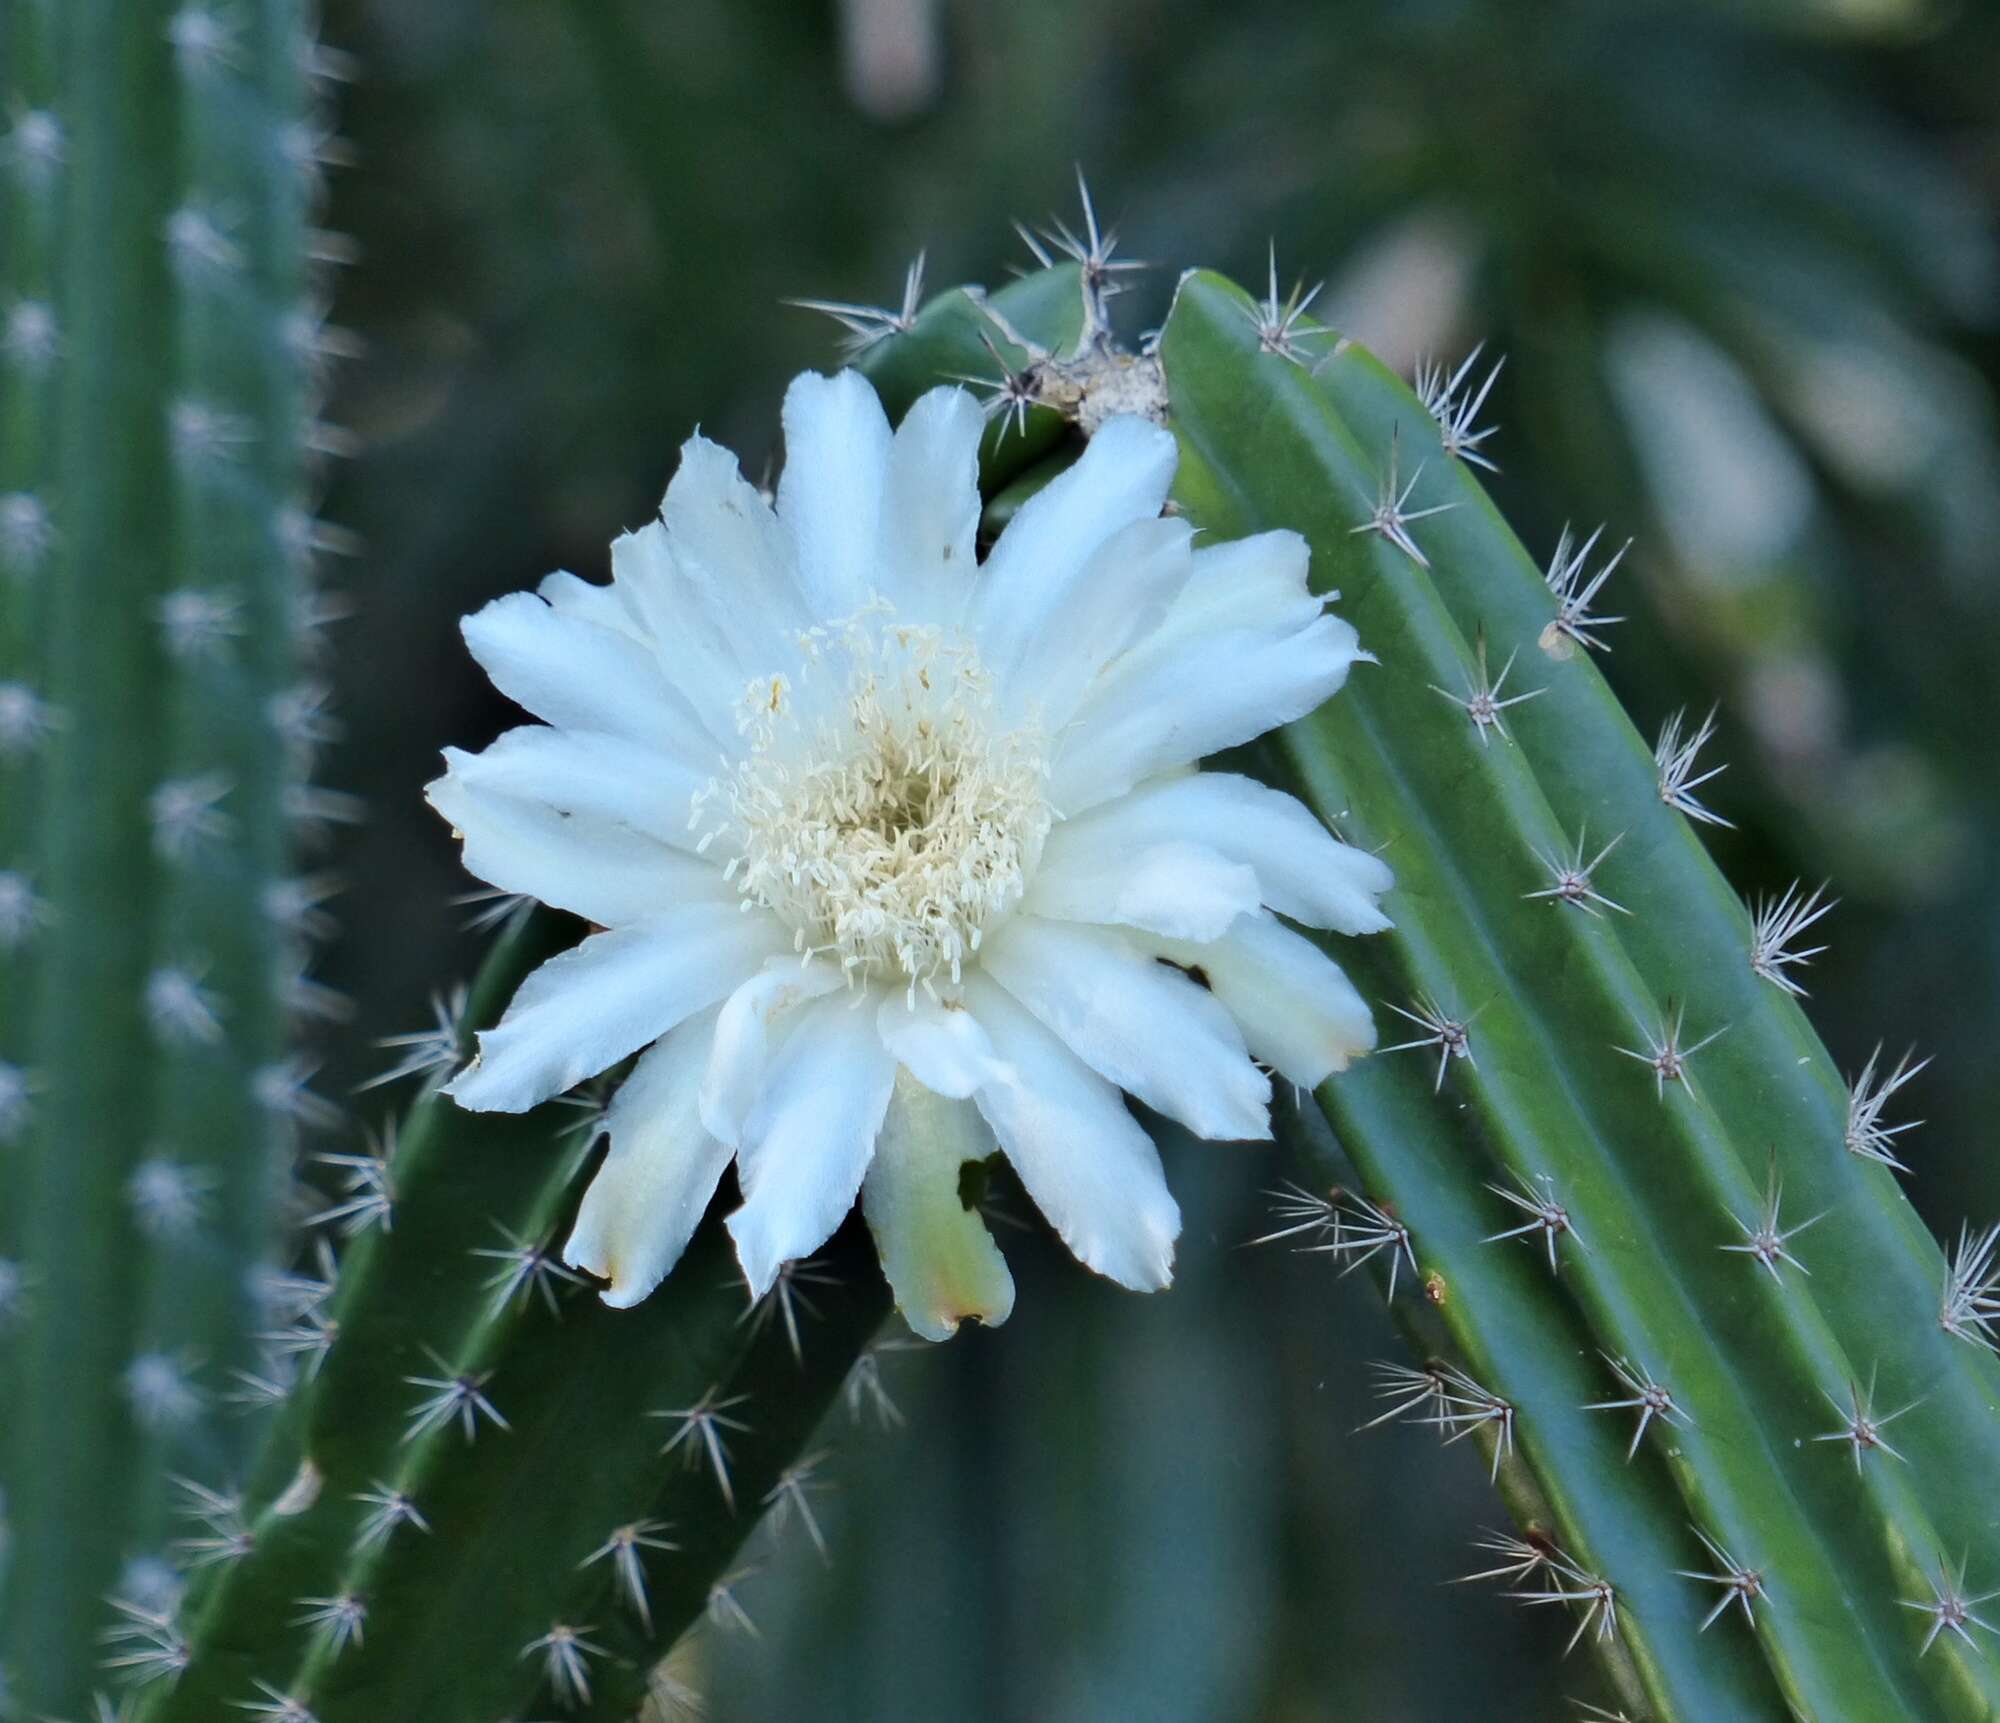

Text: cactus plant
xmin=1153 ymin=268 xmax=2000 ymax=1719
xmin=1 ymin=1 xmax=346 ymax=1714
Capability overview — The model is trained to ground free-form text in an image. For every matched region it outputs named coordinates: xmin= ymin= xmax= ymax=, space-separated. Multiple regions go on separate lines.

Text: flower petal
xmin=563 ymin=1006 xmax=733 ymax=1308
xmin=1156 ymin=912 xmax=1377 ymax=1089
xmin=448 ymin=906 xmax=788 ymax=1114
xmin=1007 ymin=515 xmax=1195 ymax=726
xmin=875 ymin=385 xmax=984 ymax=623
xmin=1051 ymin=611 xmax=1363 ymax=815
xmin=961 ymin=972 xmax=1179 ymax=1291
xmin=970 ymin=414 xmax=1178 ymax=681
xmin=861 ymin=1075 xmax=1014 ymax=1341
xmin=437 ymin=725 xmax=712 ymax=852
xmin=979 ymin=916 xmax=1272 ymax=1141
xmin=427 ymin=761 xmax=731 ymax=928
xmin=1027 ymin=835 xmax=1261 ymax=943
xmin=699 ymin=955 xmax=845 ymax=1144
xmin=461 ymin=590 xmax=713 ymax=765
xmin=608 ymin=524 xmax=756 ymax=752
xmin=726 ymin=990 xmax=897 ymax=1295
xmin=777 ymin=369 xmax=893 ymax=617
xmin=537 ymin=569 xmax=643 ymax=641
xmin=1047 ymin=771 xmax=1393 ymax=935
xmin=876 ymin=992 xmax=1012 ymax=1098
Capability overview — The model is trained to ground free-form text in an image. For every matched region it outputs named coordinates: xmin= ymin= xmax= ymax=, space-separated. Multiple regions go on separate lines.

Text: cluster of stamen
xmin=703 ymin=611 xmax=1049 ymax=996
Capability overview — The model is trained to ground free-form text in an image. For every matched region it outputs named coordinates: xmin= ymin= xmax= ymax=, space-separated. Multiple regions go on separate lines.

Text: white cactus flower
xmin=434 ymin=369 xmax=1390 ymax=1339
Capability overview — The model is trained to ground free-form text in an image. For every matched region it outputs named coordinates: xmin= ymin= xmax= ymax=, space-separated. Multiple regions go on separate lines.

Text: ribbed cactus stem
xmin=1 ymin=2 xmax=326 ymax=1711
xmin=1159 ymin=268 xmax=2000 ymax=1720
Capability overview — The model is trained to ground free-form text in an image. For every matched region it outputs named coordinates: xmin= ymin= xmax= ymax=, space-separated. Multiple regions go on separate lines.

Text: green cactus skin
xmin=121 ymin=264 xmax=1087 ymax=1723
xmin=1160 ymin=268 xmax=2000 ymax=1721
xmin=0 ymin=2 xmax=334 ymax=1712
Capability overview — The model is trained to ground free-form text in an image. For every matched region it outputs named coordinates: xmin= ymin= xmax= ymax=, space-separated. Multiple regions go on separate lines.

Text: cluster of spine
xmin=0 ymin=3 xmax=355 ymax=1715
xmin=1151 ymin=271 xmax=2000 ymax=1719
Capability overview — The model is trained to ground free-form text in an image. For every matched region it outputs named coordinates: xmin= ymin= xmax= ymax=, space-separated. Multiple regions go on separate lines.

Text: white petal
xmin=726 ymin=991 xmax=896 ymax=1295
xmin=1157 ymin=912 xmax=1376 ymax=1089
xmin=438 ymin=724 xmax=712 ymax=852
xmin=563 ymin=1007 xmax=733 ymax=1308
xmin=1175 ymin=529 xmax=1324 ymax=636
xmin=537 ymin=569 xmax=643 ymax=641
xmin=876 ymin=993 xmax=1012 ymax=1098
xmin=1007 ymin=515 xmax=1195 ymax=725
xmin=427 ymin=761 xmax=731 ymax=927
xmin=978 ymin=916 xmax=1272 ymax=1141
xmin=875 ymin=385 xmax=984 ymax=623
xmin=461 ymin=591 xmax=713 ymax=764
xmin=862 ymin=1076 xmax=1014 ymax=1341
xmin=777 ymin=370 xmax=893 ymax=617
xmin=961 ymin=972 xmax=1179 ymax=1291
xmin=1048 ymin=772 xmax=1393 ymax=935
xmin=970 ymin=415 xmax=1178 ymax=680
xmin=1052 ymin=611 xmax=1363 ymax=815
xmin=1028 ymin=834 xmax=1260 ymax=943
xmin=448 ymin=906 xmax=788 ymax=1113
xmin=654 ymin=436 xmax=813 ymax=675
xmin=699 ymin=956 xmax=845 ymax=1144
xmin=608 ymin=524 xmax=753 ymax=751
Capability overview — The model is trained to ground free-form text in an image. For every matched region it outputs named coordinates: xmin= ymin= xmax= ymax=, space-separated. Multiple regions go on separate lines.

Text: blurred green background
xmin=307 ymin=0 xmax=2000 ymax=1714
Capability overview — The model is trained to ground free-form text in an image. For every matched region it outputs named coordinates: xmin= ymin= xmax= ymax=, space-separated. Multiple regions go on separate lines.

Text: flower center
xmin=706 ymin=610 xmax=1049 ymax=993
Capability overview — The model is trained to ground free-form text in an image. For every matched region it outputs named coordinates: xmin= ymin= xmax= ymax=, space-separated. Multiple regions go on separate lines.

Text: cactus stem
xmin=0 ymin=870 xmax=48 ymax=948
xmin=1430 ymin=630 xmax=1544 ymax=746
xmin=1540 ymin=524 xmax=1629 ymax=656
xmin=2 ymin=299 xmax=61 ymax=372
xmin=0 ymin=679 xmax=62 ymax=753
xmin=1844 ymin=1045 xmax=1928 ymax=1171
xmin=399 ymin=1348 xmax=508 ymax=1444
xmin=1414 ymin=344 xmax=1504 ymax=473
xmin=0 ymin=1058 xmax=37 ymax=1141
xmin=784 ymin=252 xmax=928 ymax=360
xmin=148 ymin=772 xmax=234 ymax=860
xmin=1237 ymin=243 xmax=1332 ymax=369
xmin=578 ymin=1520 xmax=679 ymax=1634
xmin=1301 ymin=1189 xmax=1418 ymax=1299
xmin=1484 ymin=1171 xmax=1586 ymax=1272
xmin=1654 ymin=706 xmax=1734 ymax=828
xmin=1812 ymin=1373 xmax=1916 ymax=1472
xmin=1611 ymin=1001 xmax=1726 ymax=1100
xmin=123 ymin=1351 xmax=205 ymax=1431
xmin=764 ymin=1450 xmax=833 ymax=1562
xmin=1583 ymin=1354 xmax=1694 ymax=1461
xmin=652 ymin=1388 xmax=752 ymax=1511
xmin=1524 ymin=827 xmax=1631 ymax=919
xmin=1348 ymin=426 xmax=1455 ymax=569
xmin=290 ymin=1596 xmax=367 ymax=1659
xmin=350 ymin=1483 xmax=430 ymax=1552
xmin=1747 ymin=880 xmax=1834 ymax=995
xmin=1901 ymin=1554 xmax=2000 ymax=1656
xmin=1379 ymin=991 xmax=1479 ymax=1091
xmin=1676 ymin=1528 xmax=1768 ymax=1632
xmin=1720 ymin=1152 xmax=1822 ymax=1281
